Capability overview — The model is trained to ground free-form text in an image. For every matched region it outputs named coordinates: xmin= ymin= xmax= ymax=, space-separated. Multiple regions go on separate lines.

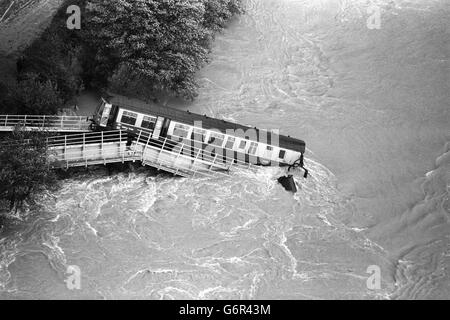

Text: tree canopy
xmin=84 ymin=0 xmax=243 ymax=100
xmin=0 ymin=129 xmax=57 ymax=213
xmin=0 ymin=72 xmax=63 ymax=115
xmin=14 ymin=0 xmax=243 ymax=105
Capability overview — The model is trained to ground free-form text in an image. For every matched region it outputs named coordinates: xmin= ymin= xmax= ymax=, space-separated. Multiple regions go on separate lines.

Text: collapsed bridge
xmin=0 ymin=95 xmax=308 ymax=179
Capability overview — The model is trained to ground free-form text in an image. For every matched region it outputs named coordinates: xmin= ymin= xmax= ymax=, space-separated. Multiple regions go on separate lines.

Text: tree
xmin=10 ymin=73 xmax=63 ymax=115
xmin=84 ymin=0 xmax=243 ymax=100
xmin=13 ymin=0 xmax=244 ymax=105
xmin=84 ymin=0 xmax=209 ymax=99
xmin=0 ymin=81 xmax=16 ymax=114
xmin=19 ymin=0 xmax=87 ymax=102
xmin=0 ymin=128 xmax=57 ymax=214
xmin=203 ymin=0 xmax=243 ymax=32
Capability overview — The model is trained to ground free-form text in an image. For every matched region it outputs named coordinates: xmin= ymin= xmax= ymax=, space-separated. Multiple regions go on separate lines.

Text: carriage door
xmin=99 ymin=102 xmax=112 ymax=127
xmin=262 ymin=146 xmax=273 ymax=165
xmin=151 ymin=117 xmax=165 ymax=139
xmin=160 ymin=118 xmax=171 ymax=138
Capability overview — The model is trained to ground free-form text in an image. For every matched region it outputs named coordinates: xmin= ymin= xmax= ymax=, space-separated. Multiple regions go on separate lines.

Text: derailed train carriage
xmin=93 ymin=95 xmax=308 ymax=180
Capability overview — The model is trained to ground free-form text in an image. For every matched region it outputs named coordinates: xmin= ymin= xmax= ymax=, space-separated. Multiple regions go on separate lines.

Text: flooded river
xmin=0 ymin=0 xmax=449 ymax=299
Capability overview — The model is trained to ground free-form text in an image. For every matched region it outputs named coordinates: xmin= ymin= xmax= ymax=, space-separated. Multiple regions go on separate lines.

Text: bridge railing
xmin=114 ymin=123 xmax=276 ymax=169
xmin=47 ymin=130 xmax=128 ymax=147
xmin=132 ymin=128 xmax=262 ymax=177
xmin=0 ymin=125 xmax=270 ymax=177
xmin=0 ymin=115 xmax=91 ymax=131
xmin=48 ymin=130 xmax=140 ymax=168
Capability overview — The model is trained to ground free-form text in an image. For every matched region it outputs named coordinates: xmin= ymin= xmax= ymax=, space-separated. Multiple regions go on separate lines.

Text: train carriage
xmin=93 ymin=95 xmax=307 ymax=175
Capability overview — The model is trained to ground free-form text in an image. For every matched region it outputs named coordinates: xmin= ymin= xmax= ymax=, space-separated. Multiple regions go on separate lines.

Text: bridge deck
xmin=45 ymin=128 xmax=259 ymax=178
xmin=0 ymin=118 xmax=262 ymax=177
xmin=48 ymin=131 xmax=142 ymax=169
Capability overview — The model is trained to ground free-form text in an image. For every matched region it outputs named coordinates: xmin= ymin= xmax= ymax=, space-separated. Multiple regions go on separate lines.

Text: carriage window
xmin=238 ymin=140 xmax=247 ymax=149
xmin=141 ymin=116 xmax=157 ymax=130
xmin=121 ymin=111 xmax=137 ymax=126
xmin=248 ymin=142 xmax=258 ymax=155
xmin=173 ymin=123 xmax=191 ymax=138
xmin=192 ymin=128 xmax=207 ymax=142
xmin=225 ymin=137 xmax=235 ymax=149
xmin=266 ymin=146 xmax=273 ymax=151
xmin=279 ymin=150 xmax=286 ymax=159
xmin=208 ymin=132 xmax=224 ymax=146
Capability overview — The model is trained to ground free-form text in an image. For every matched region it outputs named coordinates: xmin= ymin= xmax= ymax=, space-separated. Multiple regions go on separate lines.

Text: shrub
xmin=17 ymin=0 xmax=244 ymax=104
xmin=0 ymin=128 xmax=57 ymax=213
xmin=12 ymin=73 xmax=63 ymax=115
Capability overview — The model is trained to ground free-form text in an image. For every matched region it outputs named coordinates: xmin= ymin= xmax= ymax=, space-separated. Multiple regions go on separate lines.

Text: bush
xmin=0 ymin=128 xmax=57 ymax=213
xmin=203 ymin=0 xmax=244 ymax=32
xmin=17 ymin=0 xmax=244 ymax=104
xmin=18 ymin=0 xmax=87 ymax=103
xmin=84 ymin=0 xmax=244 ymax=100
xmin=0 ymin=81 xmax=16 ymax=113
xmin=9 ymin=73 xmax=63 ymax=115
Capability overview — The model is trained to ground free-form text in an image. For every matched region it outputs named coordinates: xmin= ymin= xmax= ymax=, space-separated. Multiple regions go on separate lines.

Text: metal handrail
xmin=47 ymin=130 xmax=126 ymax=146
xmin=113 ymin=123 xmax=278 ymax=169
xmin=0 ymin=131 xmax=127 ymax=148
xmin=123 ymin=128 xmax=226 ymax=177
xmin=0 ymin=115 xmax=90 ymax=131
xmin=49 ymin=130 xmax=138 ymax=166
xmin=133 ymin=129 xmax=261 ymax=178
xmin=134 ymin=129 xmax=263 ymax=170
xmin=1 ymin=124 xmax=269 ymax=177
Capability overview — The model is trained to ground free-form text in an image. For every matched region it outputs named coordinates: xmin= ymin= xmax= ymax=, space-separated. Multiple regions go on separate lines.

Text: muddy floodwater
xmin=0 ymin=0 xmax=449 ymax=299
